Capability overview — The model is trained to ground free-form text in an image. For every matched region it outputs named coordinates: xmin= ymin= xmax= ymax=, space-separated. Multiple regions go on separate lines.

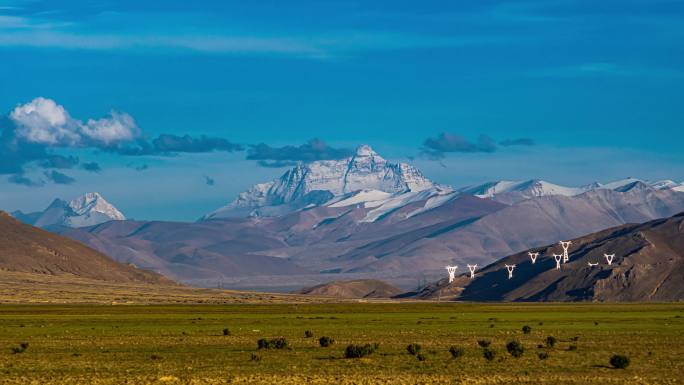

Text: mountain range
xmin=203 ymin=145 xmax=683 ymax=220
xmin=50 ymin=146 xmax=684 ymax=291
xmin=413 ymin=212 xmax=684 ymax=301
xmin=12 ymin=192 xmax=125 ymax=229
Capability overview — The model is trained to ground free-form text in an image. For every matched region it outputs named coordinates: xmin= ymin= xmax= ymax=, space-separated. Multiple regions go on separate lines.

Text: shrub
xmin=344 ymin=343 xmax=378 ymax=358
xmin=223 ymin=328 xmax=231 ymax=336
xmin=522 ymin=325 xmax=532 ymax=334
xmin=545 ymin=336 xmax=557 ymax=348
xmin=150 ymin=354 xmax=162 ymax=360
xmin=483 ymin=348 xmax=496 ymax=361
xmin=257 ymin=337 xmax=289 ymax=350
xmin=304 ymin=330 xmax=314 ymax=338
xmin=477 ymin=339 xmax=491 ymax=348
xmin=610 ymin=354 xmax=630 ymax=369
xmin=538 ymin=352 xmax=549 ymax=360
xmin=568 ymin=345 xmax=578 ymax=351
xmin=571 ymin=336 xmax=579 ymax=342
xmin=506 ymin=340 xmax=524 ymax=358
xmin=449 ymin=346 xmax=465 ymax=359
xmin=319 ymin=336 xmax=334 ymax=347
xmin=11 ymin=342 xmax=28 ymax=354
xmin=250 ymin=353 xmax=261 ymax=362
xmin=416 ymin=353 xmax=426 ymax=361
xmin=406 ymin=343 xmax=422 ymax=355
xmin=271 ymin=337 xmax=288 ymax=349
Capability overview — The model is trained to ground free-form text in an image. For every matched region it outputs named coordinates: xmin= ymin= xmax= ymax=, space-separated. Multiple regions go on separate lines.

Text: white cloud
xmin=82 ymin=111 xmax=138 ymax=145
xmin=10 ymin=97 xmax=79 ymax=145
xmin=10 ymin=97 xmax=139 ymax=147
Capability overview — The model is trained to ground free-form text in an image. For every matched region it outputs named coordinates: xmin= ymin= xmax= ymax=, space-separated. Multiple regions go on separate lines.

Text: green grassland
xmin=0 ymin=303 xmax=682 ymax=384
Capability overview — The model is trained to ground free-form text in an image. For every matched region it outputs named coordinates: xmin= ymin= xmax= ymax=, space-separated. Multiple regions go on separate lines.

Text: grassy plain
xmin=0 ymin=302 xmax=682 ymax=384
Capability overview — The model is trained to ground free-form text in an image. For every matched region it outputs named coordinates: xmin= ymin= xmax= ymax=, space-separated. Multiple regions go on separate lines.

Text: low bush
xmin=506 ymin=340 xmax=524 ymax=358
xmin=568 ymin=345 xmax=578 ymax=351
xmin=483 ymin=348 xmax=496 ymax=361
xmin=223 ymin=328 xmax=231 ymax=336
xmin=250 ymin=353 xmax=261 ymax=362
xmin=11 ymin=342 xmax=28 ymax=354
xmin=449 ymin=346 xmax=465 ymax=359
xmin=522 ymin=325 xmax=532 ymax=334
xmin=545 ymin=336 xmax=557 ymax=348
xmin=344 ymin=343 xmax=378 ymax=358
xmin=319 ymin=336 xmax=334 ymax=347
xmin=416 ymin=353 xmax=426 ymax=361
xmin=304 ymin=330 xmax=314 ymax=338
xmin=477 ymin=339 xmax=491 ymax=348
xmin=257 ymin=337 xmax=289 ymax=350
xmin=538 ymin=352 xmax=549 ymax=360
xmin=610 ymin=354 xmax=630 ymax=369
xmin=406 ymin=343 xmax=421 ymax=355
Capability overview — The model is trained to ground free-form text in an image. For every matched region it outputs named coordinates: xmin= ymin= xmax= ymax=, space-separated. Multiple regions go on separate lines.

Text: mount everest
xmin=204 ymin=145 xmax=436 ymax=219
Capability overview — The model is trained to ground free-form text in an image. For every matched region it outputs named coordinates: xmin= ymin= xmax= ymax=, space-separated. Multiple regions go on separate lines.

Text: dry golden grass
xmin=0 ymin=271 xmax=348 ymax=304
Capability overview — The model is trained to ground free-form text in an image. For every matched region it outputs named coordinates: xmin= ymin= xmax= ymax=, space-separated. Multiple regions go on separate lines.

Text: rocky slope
xmin=415 ymin=212 xmax=684 ymax=301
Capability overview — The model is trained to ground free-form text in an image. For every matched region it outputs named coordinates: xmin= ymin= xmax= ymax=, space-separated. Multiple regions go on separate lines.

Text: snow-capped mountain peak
xmin=459 ymin=177 xmax=684 ymax=205
xmin=24 ymin=192 xmax=125 ymax=228
xmin=68 ymin=192 xmax=123 ymax=218
xmin=458 ymin=179 xmax=587 ymax=205
xmin=204 ymin=144 xmax=435 ymax=219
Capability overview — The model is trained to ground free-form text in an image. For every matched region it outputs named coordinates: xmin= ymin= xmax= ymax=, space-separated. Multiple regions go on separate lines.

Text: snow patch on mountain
xmin=328 ymin=189 xmax=392 ymax=208
xmin=360 ymin=187 xmax=452 ymax=223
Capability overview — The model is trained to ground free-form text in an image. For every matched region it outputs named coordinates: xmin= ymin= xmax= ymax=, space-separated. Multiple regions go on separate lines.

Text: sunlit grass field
xmin=0 ymin=303 xmax=682 ymax=384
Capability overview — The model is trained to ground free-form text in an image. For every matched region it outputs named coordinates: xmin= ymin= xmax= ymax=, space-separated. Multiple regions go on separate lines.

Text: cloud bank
xmin=2 ymin=97 xmax=243 ymax=186
xmin=247 ymin=139 xmax=353 ymax=166
xmin=421 ymin=133 xmax=536 ymax=159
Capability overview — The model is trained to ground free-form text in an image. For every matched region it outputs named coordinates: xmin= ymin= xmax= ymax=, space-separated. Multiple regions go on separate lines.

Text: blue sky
xmin=1 ymin=0 xmax=683 ymax=220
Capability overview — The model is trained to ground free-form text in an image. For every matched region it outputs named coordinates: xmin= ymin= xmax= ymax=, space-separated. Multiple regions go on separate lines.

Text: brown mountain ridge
xmin=415 ymin=212 xmax=684 ymax=302
xmin=295 ymin=279 xmax=403 ymax=298
xmin=0 ymin=211 xmax=174 ymax=285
